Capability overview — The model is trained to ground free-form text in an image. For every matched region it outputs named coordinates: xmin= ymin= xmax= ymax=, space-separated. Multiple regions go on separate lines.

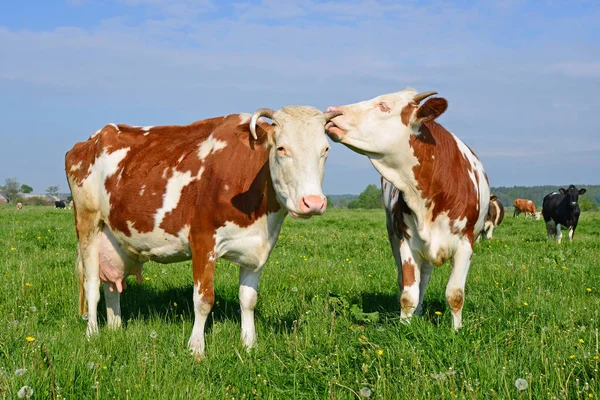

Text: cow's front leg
xmin=447 ymin=240 xmax=473 ymax=330
xmin=398 ymin=239 xmax=423 ymax=321
xmin=239 ymin=267 xmax=262 ymax=349
xmin=188 ymin=238 xmax=216 ymax=359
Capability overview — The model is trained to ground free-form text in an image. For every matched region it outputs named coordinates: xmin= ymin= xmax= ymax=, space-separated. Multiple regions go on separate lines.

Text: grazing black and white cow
xmin=55 ymin=200 xmax=66 ymax=209
xmin=542 ymin=185 xmax=586 ymax=243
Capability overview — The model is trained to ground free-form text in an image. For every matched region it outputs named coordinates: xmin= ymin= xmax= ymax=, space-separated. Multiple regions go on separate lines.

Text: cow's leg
xmin=545 ymin=220 xmax=556 ymax=241
xmin=556 ymin=224 xmax=563 ymax=244
xmin=398 ymin=239 xmax=423 ymax=321
xmin=81 ymin=232 xmax=102 ymax=336
xmin=446 ymin=240 xmax=472 ymax=330
xmin=239 ymin=267 xmax=262 ymax=349
xmin=415 ymin=261 xmax=434 ymax=316
xmin=103 ymin=283 xmax=121 ymax=329
xmin=568 ymin=226 xmax=575 ymax=242
xmin=188 ymin=237 xmax=216 ymax=359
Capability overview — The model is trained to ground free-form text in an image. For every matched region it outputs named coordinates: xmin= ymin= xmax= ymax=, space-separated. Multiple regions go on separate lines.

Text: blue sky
xmin=1 ymin=0 xmax=599 ymax=195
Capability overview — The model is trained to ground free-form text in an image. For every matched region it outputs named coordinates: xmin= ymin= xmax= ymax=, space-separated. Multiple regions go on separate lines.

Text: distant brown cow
xmin=482 ymin=195 xmax=504 ymax=239
xmin=513 ymin=198 xmax=540 ymax=219
xmin=17 ymin=202 xmax=23 ymax=210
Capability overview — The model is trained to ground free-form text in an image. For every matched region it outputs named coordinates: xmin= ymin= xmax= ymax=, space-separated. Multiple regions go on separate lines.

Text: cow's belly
xmin=109 ymin=224 xmax=192 ymax=264
xmin=403 ymin=214 xmax=464 ymax=266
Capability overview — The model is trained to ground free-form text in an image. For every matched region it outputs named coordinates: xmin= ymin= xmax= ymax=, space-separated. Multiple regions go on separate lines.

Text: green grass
xmin=1 ymin=206 xmax=599 ymax=399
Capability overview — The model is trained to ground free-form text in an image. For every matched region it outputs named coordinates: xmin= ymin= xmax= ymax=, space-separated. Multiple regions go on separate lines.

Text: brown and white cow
xmin=481 ymin=195 xmax=504 ymax=240
xmin=513 ymin=198 xmax=540 ymax=219
xmin=65 ymin=106 xmax=340 ymax=357
xmin=326 ymin=89 xmax=490 ymax=329
xmin=17 ymin=202 xmax=23 ymax=210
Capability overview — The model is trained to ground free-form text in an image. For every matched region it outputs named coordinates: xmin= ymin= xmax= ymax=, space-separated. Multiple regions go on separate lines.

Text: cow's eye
xmin=277 ymin=146 xmax=288 ymax=156
xmin=378 ymin=102 xmax=390 ymax=112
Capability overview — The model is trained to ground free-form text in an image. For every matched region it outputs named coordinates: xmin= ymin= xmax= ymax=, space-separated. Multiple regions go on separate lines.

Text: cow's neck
xmin=369 ymin=131 xmax=427 ymax=219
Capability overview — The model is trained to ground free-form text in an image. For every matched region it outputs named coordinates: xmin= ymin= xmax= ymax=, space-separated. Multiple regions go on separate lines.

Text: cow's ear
xmin=490 ymin=195 xmax=497 ymax=201
xmin=559 ymin=188 xmax=566 ymax=194
xmin=579 ymin=188 xmax=587 ymax=195
xmin=414 ymin=98 xmax=448 ymax=124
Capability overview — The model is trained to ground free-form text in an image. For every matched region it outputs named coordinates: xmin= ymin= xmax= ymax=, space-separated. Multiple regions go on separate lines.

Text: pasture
xmin=1 ymin=206 xmax=599 ymax=399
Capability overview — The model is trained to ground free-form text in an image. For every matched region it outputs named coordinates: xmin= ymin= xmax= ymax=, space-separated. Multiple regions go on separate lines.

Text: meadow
xmin=1 ymin=206 xmax=599 ymax=399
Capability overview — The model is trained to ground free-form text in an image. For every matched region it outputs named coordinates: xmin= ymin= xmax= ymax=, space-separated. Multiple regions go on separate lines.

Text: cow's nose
xmin=326 ymin=106 xmax=342 ymax=113
xmin=299 ymin=195 xmax=327 ymax=215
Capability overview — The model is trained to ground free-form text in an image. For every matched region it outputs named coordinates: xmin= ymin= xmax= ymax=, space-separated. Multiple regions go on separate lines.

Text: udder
xmin=99 ymin=226 xmax=143 ymax=293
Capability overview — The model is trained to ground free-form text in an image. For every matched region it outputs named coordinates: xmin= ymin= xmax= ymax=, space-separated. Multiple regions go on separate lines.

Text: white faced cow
xmin=542 ymin=185 xmax=587 ymax=243
xmin=65 ymin=106 xmax=340 ymax=358
xmin=326 ymin=89 xmax=489 ymax=329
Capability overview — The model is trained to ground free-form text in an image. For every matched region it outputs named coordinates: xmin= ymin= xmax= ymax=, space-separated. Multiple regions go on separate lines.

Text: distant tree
xmin=67 ymin=195 xmax=73 ymax=202
xmin=20 ymin=184 xmax=33 ymax=193
xmin=337 ymin=198 xmax=349 ymax=209
xmin=46 ymin=185 xmax=60 ymax=197
xmin=1 ymin=178 xmax=20 ymax=202
xmin=349 ymin=184 xmax=383 ymax=209
xmin=326 ymin=196 xmax=334 ymax=209
xmin=579 ymin=195 xmax=599 ymax=212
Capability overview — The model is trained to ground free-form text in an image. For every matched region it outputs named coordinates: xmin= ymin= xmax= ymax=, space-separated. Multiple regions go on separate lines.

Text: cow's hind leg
xmin=447 ymin=240 xmax=473 ymax=330
xmin=416 ymin=261 xmax=434 ymax=316
xmin=103 ymin=283 xmax=121 ymax=329
xmin=188 ymin=236 xmax=216 ymax=359
xmin=545 ymin=220 xmax=556 ymax=241
xmin=76 ymin=214 xmax=103 ymax=336
xmin=239 ymin=267 xmax=262 ymax=349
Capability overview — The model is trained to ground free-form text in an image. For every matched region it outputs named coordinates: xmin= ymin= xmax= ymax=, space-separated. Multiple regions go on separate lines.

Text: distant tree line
xmin=327 ymin=183 xmax=600 ymax=211
xmin=0 ymin=177 xmax=68 ymax=205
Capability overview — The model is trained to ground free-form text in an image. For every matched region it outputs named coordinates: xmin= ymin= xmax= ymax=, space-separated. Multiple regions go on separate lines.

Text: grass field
xmin=1 ymin=206 xmax=599 ymax=399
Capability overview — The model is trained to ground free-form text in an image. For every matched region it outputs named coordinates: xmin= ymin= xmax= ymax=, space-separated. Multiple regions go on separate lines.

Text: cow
xmin=542 ymin=185 xmax=586 ymax=243
xmin=325 ymin=89 xmax=490 ymax=330
xmin=68 ymin=200 xmax=74 ymax=210
xmin=513 ymin=198 xmax=540 ymax=219
xmin=65 ymin=106 xmax=341 ymax=358
xmin=55 ymin=200 xmax=66 ymax=209
xmin=481 ymin=195 xmax=504 ymax=240
xmin=17 ymin=202 xmax=23 ymax=210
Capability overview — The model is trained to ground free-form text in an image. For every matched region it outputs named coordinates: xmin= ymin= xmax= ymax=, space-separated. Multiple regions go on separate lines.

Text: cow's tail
xmin=77 ymin=247 xmax=88 ymax=315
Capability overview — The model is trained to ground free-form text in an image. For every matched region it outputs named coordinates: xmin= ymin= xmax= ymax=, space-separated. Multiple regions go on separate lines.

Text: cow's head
xmin=559 ymin=185 xmax=586 ymax=208
xmin=249 ymin=106 xmax=341 ymax=218
xmin=325 ymin=89 xmax=447 ymax=156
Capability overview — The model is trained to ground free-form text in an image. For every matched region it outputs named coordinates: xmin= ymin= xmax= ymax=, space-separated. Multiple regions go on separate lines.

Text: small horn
xmin=324 ymin=110 xmax=343 ymax=121
xmin=413 ymin=91 xmax=438 ymax=104
xmin=249 ymin=108 xmax=276 ymax=140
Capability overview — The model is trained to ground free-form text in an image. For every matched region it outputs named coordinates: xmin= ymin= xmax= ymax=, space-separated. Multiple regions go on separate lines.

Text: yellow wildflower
xmin=523 ymin=302 xmax=529 ymax=306
xmin=11 ymin=247 xmax=16 ymax=251
xmin=569 ymin=355 xmax=576 ymax=359
xmin=144 ymin=277 xmax=150 ymax=281
xmin=435 ymin=311 xmax=443 ymax=316
xmin=586 ymin=288 xmax=592 ymax=292
xmin=579 ymin=339 xmax=585 ymax=344
xmin=25 ymin=336 xmax=35 ymax=342
xmin=376 ymin=349 xmax=384 ymax=356
xmin=25 ymin=282 xmax=32 ymax=287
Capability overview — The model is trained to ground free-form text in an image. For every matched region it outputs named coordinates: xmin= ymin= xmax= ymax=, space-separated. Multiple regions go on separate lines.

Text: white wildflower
xmin=30 ymin=306 xmax=37 ymax=312
xmin=359 ymin=387 xmax=372 ymax=397
xmin=150 ymin=330 xmax=158 ymax=339
xmin=17 ymin=385 xmax=34 ymax=398
xmin=515 ymin=378 xmax=528 ymax=391
xmin=15 ymin=368 xmax=26 ymax=377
